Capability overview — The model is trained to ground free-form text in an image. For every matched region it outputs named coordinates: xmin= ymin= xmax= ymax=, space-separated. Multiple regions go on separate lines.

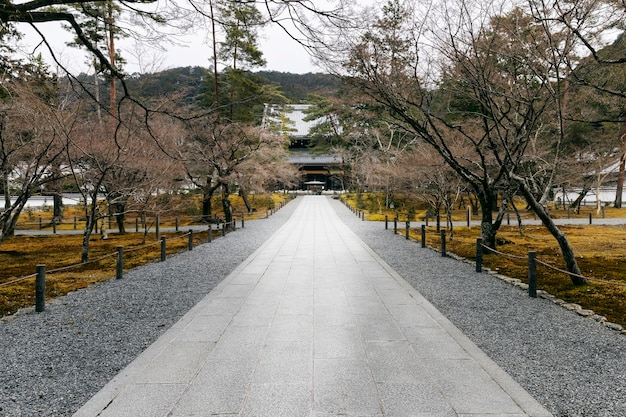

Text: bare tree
xmin=338 ymin=0 xmax=590 ymax=282
xmin=181 ymin=117 xmax=292 ymax=223
xmin=0 ymin=71 xmax=65 ymax=242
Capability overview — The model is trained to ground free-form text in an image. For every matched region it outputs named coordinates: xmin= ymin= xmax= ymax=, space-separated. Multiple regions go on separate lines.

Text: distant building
xmin=262 ymin=104 xmax=345 ymax=191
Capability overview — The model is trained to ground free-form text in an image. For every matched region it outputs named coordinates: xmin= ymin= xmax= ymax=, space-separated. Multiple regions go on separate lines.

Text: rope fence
xmin=1 ymin=197 xmax=294 ymax=315
xmin=375 ymin=215 xmax=626 ymax=299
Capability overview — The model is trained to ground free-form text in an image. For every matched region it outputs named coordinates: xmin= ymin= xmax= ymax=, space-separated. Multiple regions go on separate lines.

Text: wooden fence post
xmin=385 ymin=215 xmax=388 ymax=230
xmin=160 ymin=236 xmax=166 ymax=262
xmin=188 ymin=230 xmax=193 ymax=251
xmin=476 ymin=238 xmax=483 ymax=273
xmin=440 ymin=230 xmax=447 ymax=257
xmin=116 ymin=246 xmax=124 ymax=279
xmin=405 ymin=221 xmax=410 ymax=240
xmin=421 ymin=225 xmax=426 ymax=248
xmin=35 ymin=264 xmax=46 ymax=313
xmin=528 ymin=251 xmax=537 ymax=298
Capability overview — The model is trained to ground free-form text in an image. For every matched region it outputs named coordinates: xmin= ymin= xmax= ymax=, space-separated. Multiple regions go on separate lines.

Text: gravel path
xmin=1 ymin=196 xmax=625 ymax=417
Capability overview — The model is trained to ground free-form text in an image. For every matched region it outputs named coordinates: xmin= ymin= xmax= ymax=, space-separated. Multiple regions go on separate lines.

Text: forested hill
xmin=255 ymin=71 xmax=342 ymax=101
xmin=123 ymin=67 xmax=341 ymax=104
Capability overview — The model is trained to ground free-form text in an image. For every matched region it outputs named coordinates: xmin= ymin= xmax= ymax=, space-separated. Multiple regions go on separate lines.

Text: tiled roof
xmin=289 ymin=151 xmax=342 ymax=165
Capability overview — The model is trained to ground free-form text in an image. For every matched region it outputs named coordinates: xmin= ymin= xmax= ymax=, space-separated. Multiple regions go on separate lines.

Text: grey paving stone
xmin=135 ymin=341 xmax=212 ymax=384
xmin=356 ymin=313 xmax=405 ymax=342
xmin=314 ymin=324 xmax=366 ymax=359
xmin=365 ymin=340 xmax=427 ymax=384
xmin=253 ymin=340 xmax=312 ymax=384
xmin=404 ymin=326 xmax=471 ymax=360
xmin=267 ymin=313 xmax=314 ymax=342
xmin=314 ymin=358 xmax=382 ymax=415
xmin=276 ymin=295 xmax=314 ymax=315
xmin=348 ymin=295 xmax=388 ymax=315
xmin=386 ymin=304 xmax=440 ymax=328
xmin=377 ymin=381 xmax=456 ymax=417
xmin=208 ymin=325 xmax=267 ymax=359
xmin=177 ymin=314 xmax=232 ymax=342
xmin=96 ymin=384 xmax=186 ymax=417
xmin=424 ymin=358 xmax=525 ymax=415
xmin=242 ymin=383 xmax=312 ymax=417
xmin=169 ymin=359 xmax=255 ymax=416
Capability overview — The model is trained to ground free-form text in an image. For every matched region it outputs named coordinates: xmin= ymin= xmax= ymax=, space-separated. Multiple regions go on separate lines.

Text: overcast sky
xmin=15 ymin=11 xmax=323 ymax=75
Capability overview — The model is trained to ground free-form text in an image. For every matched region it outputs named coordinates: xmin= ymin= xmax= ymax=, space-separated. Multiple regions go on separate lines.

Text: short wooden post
xmin=440 ymin=230 xmax=446 ymax=257
xmin=175 ymin=216 xmax=179 ymax=232
xmin=421 ymin=225 xmax=426 ymax=248
xmin=589 ymin=213 xmax=593 ymax=225
xmin=241 ymin=213 xmax=245 ymax=228
xmin=188 ymin=230 xmax=194 ymax=251
xmin=394 ymin=217 xmax=398 ymax=234
xmin=39 ymin=216 xmax=42 ymax=229
xmin=405 ymin=221 xmax=410 ymax=240
xmin=74 ymin=216 xmax=77 ymax=230
xmin=567 ymin=207 xmax=571 ymax=219
xmin=160 ymin=236 xmax=166 ymax=262
xmin=466 ymin=206 xmax=471 ymax=228
xmin=528 ymin=251 xmax=537 ymax=298
xmin=35 ymin=264 xmax=46 ymax=312
xmin=507 ymin=213 xmax=510 ymax=226
xmin=116 ymin=246 xmax=124 ymax=279
xmin=602 ymin=206 xmax=605 ymax=218
xmin=135 ymin=217 xmax=139 ymax=232
xmin=222 ymin=223 xmax=226 ymax=237
xmin=476 ymin=238 xmax=483 ymax=273
xmin=385 ymin=215 xmax=389 ymax=230
xmin=208 ymin=225 xmax=212 ymax=243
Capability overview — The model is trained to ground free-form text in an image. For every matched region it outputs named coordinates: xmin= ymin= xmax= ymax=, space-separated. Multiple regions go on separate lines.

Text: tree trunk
xmin=615 ymin=155 xmax=624 ymax=208
xmin=569 ymin=187 xmax=589 ymax=210
xmin=81 ymin=192 xmax=100 ymax=263
xmin=515 ymin=176 xmax=586 ymax=285
xmin=202 ymin=181 xmax=221 ymax=223
xmin=477 ymin=191 xmax=499 ymax=249
xmin=239 ymin=188 xmax=253 ymax=214
xmin=221 ymin=183 xmax=233 ymax=225
xmin=53 ymin=192 xmax=63 ymax=221
xmin=114 ymin=202 xmax=126 ymax=233
xmin=615 ymin=117 xmax=626 ymax=208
